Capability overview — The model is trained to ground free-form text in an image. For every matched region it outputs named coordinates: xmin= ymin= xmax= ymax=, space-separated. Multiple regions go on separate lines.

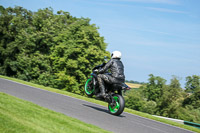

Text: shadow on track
xmin=82 ymin=104 xmax=125 ymax=117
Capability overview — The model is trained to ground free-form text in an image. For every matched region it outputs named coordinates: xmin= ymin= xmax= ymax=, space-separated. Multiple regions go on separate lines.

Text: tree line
xmin=125 ymin=80 xmax=145 ymax=84
xmin=125 ymin=74 xmax=200 ymax=123
xmin=0 ymin=6 xmax=110 ymax=95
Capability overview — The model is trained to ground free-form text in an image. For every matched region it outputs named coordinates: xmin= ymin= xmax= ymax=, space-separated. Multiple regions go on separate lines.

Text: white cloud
xmin=146 ymin=7 xmax=187 ymax=14
xmin=83 ymin=0 xmax=180 ymax=6
xmin=117 ymin=0 xmax=179 ymax=4
xmin=97 ymin=0 xmax=180 ymax=5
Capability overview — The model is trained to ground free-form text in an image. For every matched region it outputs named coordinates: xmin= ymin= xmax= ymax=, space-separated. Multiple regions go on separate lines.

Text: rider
xmin=96 ymin=51 xmax=125 ymax=98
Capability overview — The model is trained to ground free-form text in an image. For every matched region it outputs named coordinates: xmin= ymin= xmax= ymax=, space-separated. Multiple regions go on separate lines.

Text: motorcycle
xmin=84 ymin=63 xmax=130 ymax=116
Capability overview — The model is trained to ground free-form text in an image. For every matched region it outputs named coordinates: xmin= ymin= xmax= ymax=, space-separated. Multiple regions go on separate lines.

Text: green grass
xmin=0 ymin=75 xmax=199 ymax=133
xmin=0 ymin=92 xmax=111 ymax=133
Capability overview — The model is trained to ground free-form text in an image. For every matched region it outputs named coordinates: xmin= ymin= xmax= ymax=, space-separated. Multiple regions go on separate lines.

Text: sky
xmin=1 ymin=0 xmax=200 ymax=87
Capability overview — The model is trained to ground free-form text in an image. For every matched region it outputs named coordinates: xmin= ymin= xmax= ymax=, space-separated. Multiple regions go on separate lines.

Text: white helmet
xmin=111 ymin=51 xmax=122 ymax=59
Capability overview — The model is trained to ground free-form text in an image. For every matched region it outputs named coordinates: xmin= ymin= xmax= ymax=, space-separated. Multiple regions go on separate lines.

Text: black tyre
xmin=108 ymin=94 xmax=125 ymax=116
xmin=84 ymin=76 xmax=95 ymax=97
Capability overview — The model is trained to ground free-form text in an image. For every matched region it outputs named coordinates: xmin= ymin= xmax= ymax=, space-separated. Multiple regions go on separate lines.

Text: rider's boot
xmin=96 ymin=86 xmax=106 ymax=98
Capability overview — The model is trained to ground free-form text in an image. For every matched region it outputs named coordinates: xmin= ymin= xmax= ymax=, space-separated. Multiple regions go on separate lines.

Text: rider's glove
xmin=94 ymin=69 xmax=99 ymax=73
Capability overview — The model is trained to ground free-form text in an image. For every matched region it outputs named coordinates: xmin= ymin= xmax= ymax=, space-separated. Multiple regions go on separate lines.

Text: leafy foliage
xmin=125 ymin=74 xmax=200 ymax=123
xmin=185 ymin=75 xmax=200 ymax=93
xmin=125 ymin=89 xmax=145 ymax=111
xmin=0 ymin=6 xmax=110 ymax=95
xmin=143 ymin=74 xmax=166 ymax=102
xmin=183 ymin=90 xmax=200 ymax=109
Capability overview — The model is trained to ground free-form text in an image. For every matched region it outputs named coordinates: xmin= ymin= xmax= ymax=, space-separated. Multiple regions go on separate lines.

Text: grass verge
xmin=0 ymin=75 xmax=199 ymax=133
xmin=0 ymin=92 xmax=110 ymax=133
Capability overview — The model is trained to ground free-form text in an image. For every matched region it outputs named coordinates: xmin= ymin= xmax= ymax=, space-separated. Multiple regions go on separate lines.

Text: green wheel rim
xmin=109 ymin=96 xmax=120 ymax=113
xmin=85 ymin=77 xmax=94 ymax=95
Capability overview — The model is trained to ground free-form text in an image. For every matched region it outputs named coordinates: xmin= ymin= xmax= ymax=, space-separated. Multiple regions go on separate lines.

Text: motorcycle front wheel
xmin=108 ymin=94 xmax=125 ymax=116
xmin=84 ymin=76 xmax=95 ymax=97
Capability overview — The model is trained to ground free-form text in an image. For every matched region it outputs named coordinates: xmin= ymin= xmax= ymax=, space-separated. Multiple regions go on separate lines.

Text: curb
xmin=184 ymin=121 xmax=200 ymax=129
xmin=152 ymin=115 xmax=184 ymax=124
xmin=152 ymin=115 xmax=200 ymax=129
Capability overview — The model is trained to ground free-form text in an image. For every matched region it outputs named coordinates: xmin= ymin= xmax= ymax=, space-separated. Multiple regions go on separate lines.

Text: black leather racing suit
xmin=97 ymin=58 xmax=125 ymax=96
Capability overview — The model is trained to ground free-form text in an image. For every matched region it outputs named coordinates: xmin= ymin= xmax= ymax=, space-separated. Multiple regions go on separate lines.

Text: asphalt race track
xmin=0 ymin=78 xmax=195 ymax=133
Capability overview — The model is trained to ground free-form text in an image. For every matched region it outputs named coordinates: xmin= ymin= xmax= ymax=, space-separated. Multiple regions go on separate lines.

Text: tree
xmin=141 ymin=100 xmax=157 ymax=114
xmin=185 ymin=75 xmax=200 ymax=93
xmin=0 ymin=6 xmax=33 ymax=76
xmin=125 ymin=89 xmax=146 ymax=111
xmin=183 ymin=90 xmax=200 ymax=109
xmin=157 ymin=76 xmax=184 ymax=118
xmin=0 ymin=6 xmax=110 ymax=95
xmin=143 ymin=74 xmax=166 ymax=102
xmin=50 ymin=17 xmax=110 ymax=94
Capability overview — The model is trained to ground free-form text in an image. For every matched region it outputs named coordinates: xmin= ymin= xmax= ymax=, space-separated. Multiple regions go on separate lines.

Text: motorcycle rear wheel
xmin=108 ymin=94 xmax=125 ymax=116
